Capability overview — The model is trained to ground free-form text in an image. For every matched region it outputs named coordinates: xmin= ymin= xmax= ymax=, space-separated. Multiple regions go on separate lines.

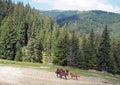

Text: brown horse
xmin=70 ymin=72 xmax=79 ymax=80
xmin=55 ymin=68 xmax=69 ymax=80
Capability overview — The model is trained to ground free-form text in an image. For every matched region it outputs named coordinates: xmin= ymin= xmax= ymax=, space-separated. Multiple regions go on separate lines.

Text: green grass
xmin=0 ymin=59 xmax=120 ymax=83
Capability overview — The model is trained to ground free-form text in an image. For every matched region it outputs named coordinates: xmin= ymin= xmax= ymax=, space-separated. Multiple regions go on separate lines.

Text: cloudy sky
xmin=12 ymin=0 xmax=120 ymax=13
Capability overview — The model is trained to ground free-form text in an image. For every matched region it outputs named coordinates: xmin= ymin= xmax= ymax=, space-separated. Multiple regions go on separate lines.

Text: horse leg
xmin=59 ymin=73 xmax=62 ymax=78
xmin=76 ymin=76 xmax=78 ymax=80
xmin=70 ymin=75 xmax=72 ymax=79
xmin=57 ymin=73 xmax=58 ymax=77
xmin=55 ymin=71 xmax=58 ymax=77
xmin=65 ymin=75 xmax=67 ymax=80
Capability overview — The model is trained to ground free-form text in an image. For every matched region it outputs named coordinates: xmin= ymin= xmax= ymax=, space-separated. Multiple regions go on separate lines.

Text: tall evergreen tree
xmin=88 ymin=29 xmax=97 ymax=69
xmin=51 ymin=23 xmax=60 ymax=52
xmin=54 ymin=26 xmax=70 ymax=66
xmin=81 ymin=34 xmax=90 ymax=69
xmin=97 ymin=25 xmax=116 ymax=73
xmin=68 ymin=29 xmax=80 ymax=67
xmin=0 ymin=15 xmax=17 ymax=60
xmin=12 ymin=4 xmax=28 ymax=46
xmin=34 ymin=37 xmax=43 ymax=63
xmin=43 ymin=16 xmax=54 ymax=63
xmin=0 ymin=0 xmax=14 ymax=26
xmin=15 ymin=41 xmax=22 ymax=61
xmin=23 ymin=19 xmax=43 ymax=63
xmin=114 ymin=41 xmax=120 ymax=74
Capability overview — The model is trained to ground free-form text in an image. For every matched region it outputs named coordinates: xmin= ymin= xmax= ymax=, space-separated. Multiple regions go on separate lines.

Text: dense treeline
xmin=0 ymin=0 xmax=120 ymax=75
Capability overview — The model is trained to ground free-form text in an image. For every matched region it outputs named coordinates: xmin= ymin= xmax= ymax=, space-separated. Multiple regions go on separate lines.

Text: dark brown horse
xmin=55 ymin=68 xmax=69 ymax=80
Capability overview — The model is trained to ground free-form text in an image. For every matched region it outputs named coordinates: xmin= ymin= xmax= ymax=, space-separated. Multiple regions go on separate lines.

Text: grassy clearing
xmin=0 ymin=59 xmax=120 ymax=83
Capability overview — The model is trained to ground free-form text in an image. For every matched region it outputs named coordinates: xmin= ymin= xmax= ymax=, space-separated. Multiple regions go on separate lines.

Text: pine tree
xmin=81 ymin=34 xmax=89 ymax=69
xmin=54 ymin=26 xmax=70 ymax=66
xmin=68 ymin=29 xmax=80 ymax=67
xmin=97 ymin=25 xmax=116 ymax=73
xmin=0 ymin=15 xmax=17 ymax=60
xmin=22 ymin=45 xmax=35 ymax=62
xmin=33 ymin=15 xmax=44 ymax=63
xmin=24 ymin=19 xmax=43 ymax=63
xmin=15 ymin=41 xmax=22 ymax=61
xmin=88 ymin=29 xmax=97 ymax=69
xmin=12 ymin=5 xmax=28 ymax=46
xmin=114 ymin=41 xmax=120 ymax=74
xmin=34 ymin=38 xmax=43 ymax=63
xmin=43 ymin=16 xmax=54 ymax=63
xmin=0 ymin=0 xmax=14 ymax=26
xmin=51 ymin=23 xmax=60 ymax=54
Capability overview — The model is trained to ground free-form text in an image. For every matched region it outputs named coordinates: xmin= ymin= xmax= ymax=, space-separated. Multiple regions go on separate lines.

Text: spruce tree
xmin=15 ymin=41 xmax=22 ymax=61
xmin=51 ymin=23 xmax=60 ymax=54
xmin=81 ymin=34 xmax=90 ymax=69
xmin=14 ymin=5 xmax=28 ymax=46
xmin=88 ymin=29 xmax=97 ymax=69
xmin=54 ymin=26 xmax=70 ymax=66
xmin=34 ymin=38 xmax=43 ymax=63
xmin=24 ymin=20 xmax=43 ymax=63
xmin=97 ymin=25 xmax=116 ymax=73
xmin=0 ymin=15 xmax=17 ymax=60
xmin=43 ymin=16 xmax=54 ymax=63
xmin=68 ymin=29 xmax=80 ymax=67
xmin=114 ymin=41 xmax=120 ymax=74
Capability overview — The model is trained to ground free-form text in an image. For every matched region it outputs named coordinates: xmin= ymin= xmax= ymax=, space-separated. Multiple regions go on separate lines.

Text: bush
xmin=52 ymin=56 xmax=59 ymax=64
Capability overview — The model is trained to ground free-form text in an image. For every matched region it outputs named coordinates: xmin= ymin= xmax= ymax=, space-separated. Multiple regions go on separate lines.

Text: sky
xmin=12 ymin=0 xmax=120 ymax=13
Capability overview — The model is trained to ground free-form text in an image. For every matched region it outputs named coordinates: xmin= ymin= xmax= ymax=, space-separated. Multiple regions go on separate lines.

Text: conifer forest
xmin=0 ymin=0 xmax=120 ymax=75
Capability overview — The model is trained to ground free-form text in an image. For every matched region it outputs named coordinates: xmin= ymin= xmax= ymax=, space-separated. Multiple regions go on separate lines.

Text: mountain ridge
xmin=40 ymin=10 xmax=120 ymax=38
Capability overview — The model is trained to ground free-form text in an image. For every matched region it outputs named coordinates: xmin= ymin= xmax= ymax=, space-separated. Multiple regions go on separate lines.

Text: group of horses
xmin=55 ymin=68 xmax=79 ymax=80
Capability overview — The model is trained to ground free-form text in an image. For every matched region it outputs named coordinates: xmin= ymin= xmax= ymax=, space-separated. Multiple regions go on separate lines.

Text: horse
xmin=55 ymin=68 xmax=69 ymax=80
xmin=70 ymin=72 xmax=79 ymax=80
xmin=55 ymin=68 xmax=63 ymax=77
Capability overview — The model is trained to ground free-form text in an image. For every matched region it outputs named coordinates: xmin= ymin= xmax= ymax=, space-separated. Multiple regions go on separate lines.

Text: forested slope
xmin=40 ymin=10 xmax=120 ymax=38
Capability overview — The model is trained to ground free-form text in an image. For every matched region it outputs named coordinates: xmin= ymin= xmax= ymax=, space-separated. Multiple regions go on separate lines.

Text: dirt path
xmin=0 ymin=66 xmax=119 ymax=85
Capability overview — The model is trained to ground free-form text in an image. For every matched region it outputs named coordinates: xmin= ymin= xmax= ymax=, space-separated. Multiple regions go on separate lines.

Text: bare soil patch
xmin=0 ymin=66 xmax=119 ymax=85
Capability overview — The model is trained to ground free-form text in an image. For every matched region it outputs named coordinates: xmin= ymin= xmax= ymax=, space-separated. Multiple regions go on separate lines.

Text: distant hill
xmin=40 ymin=10 xmax=80 ymax=20
xmin=40 ymin=10 xmax=120 ymax=38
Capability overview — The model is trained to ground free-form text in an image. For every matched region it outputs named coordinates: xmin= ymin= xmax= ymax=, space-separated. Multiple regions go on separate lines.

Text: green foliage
xmin=0 ymin=0 xmax=43 ymax=63
xmin=26 ymin=38 xmax=35 ymax=62
xmin=23 ymin=20 xmax=43 ymax=63
xmin=88 ymin=29 xmax=97 ymax=69
xmin=114 ymin=41 xmax=120 ymax=74
xmin=40 ymin=10 xmax=79 ymax=20
xmin=0 ymin=0 xmax=120 ymax=75
xmin=81 ymin=34 xmax=90 ymax=69
xmin=52 ymin=56 xmax=59 ymax=64
xmin=0 ymin=0 xmax=14 ymax=26
xmin=22 ymin=46 xmax=30 ymax=62
xmin=67 ymin=29 xmax=80 ymax=67
xmin=15 ymin=41 xmax=22 ymax=61
xmin=34 ymin=38 xmax=43 ymax=63
xmin=0 ymin=15 xmax=17 ymax=60
xmin=54 ymin=26 xmax=70 ymax=66
xmin=97 ymin=25 xmax=116 ymax=74
xmin=42 ymin=10 xmax=120 ymax=38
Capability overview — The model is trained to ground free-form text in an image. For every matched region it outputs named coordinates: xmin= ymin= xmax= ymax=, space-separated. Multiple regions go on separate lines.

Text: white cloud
xmin=31 ymin=0 xmax=120 ymax=13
